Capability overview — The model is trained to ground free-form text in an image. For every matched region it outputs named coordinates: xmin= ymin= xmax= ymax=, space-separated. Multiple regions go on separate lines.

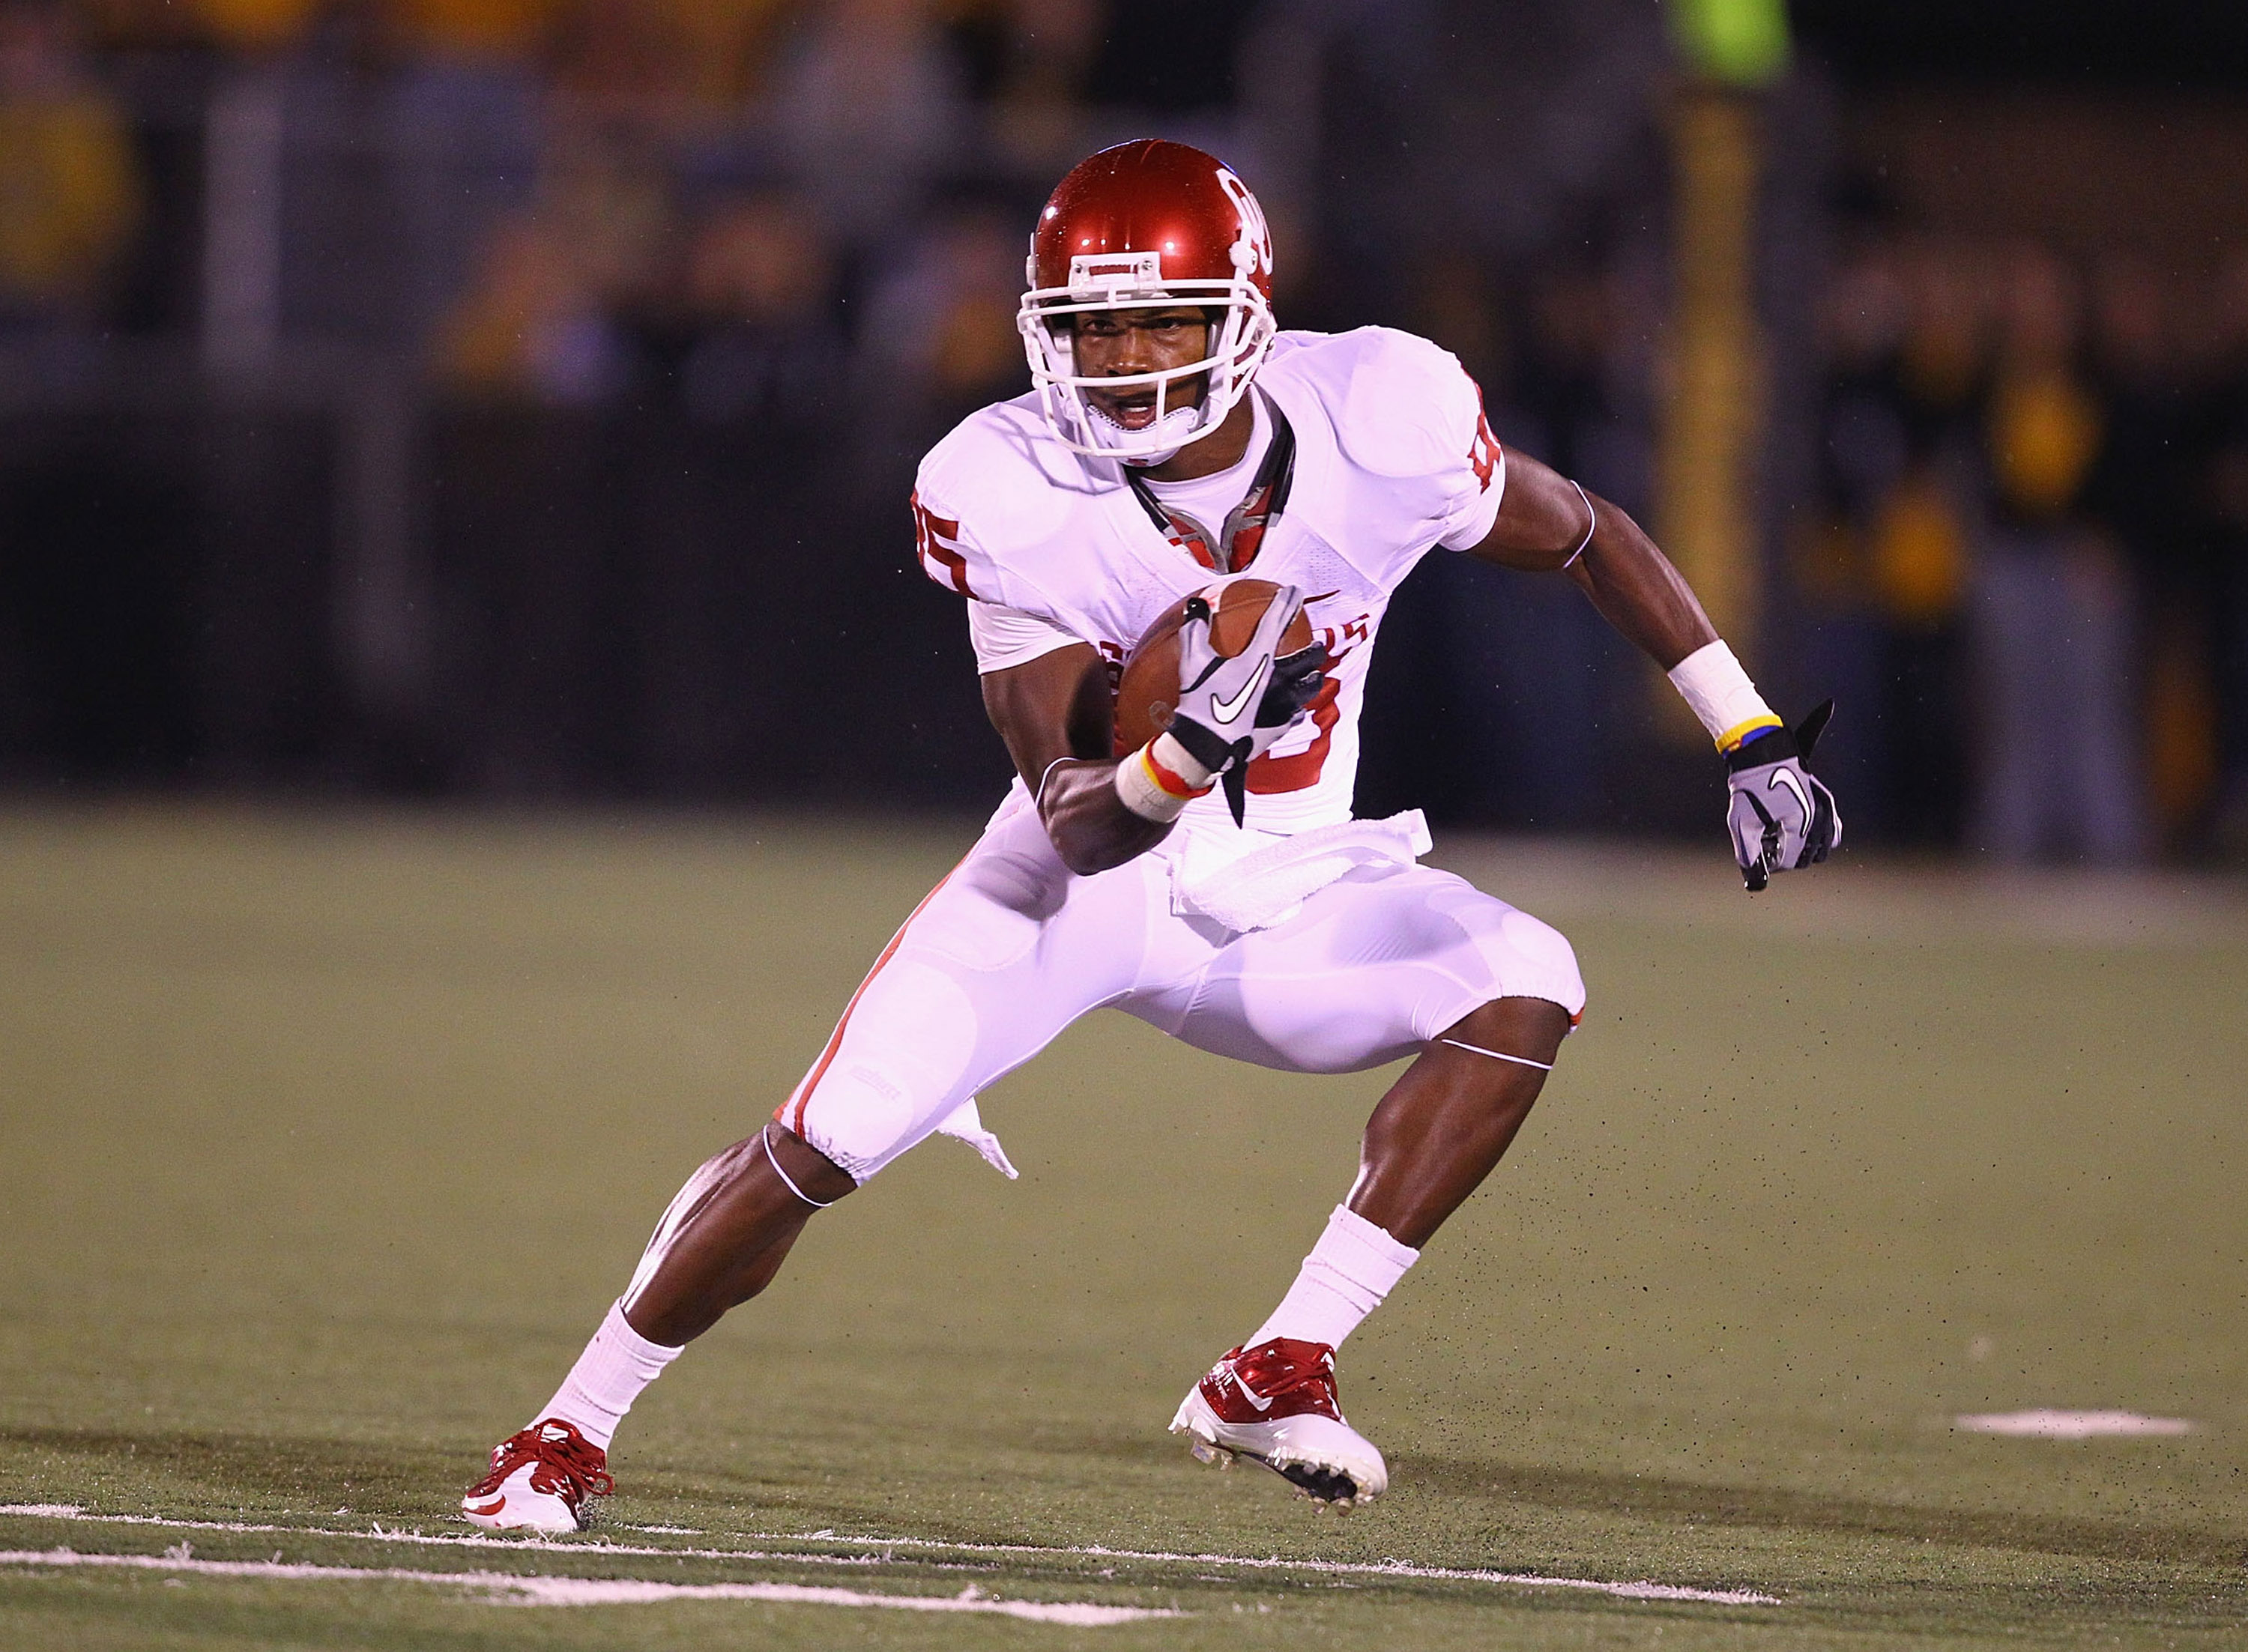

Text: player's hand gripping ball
xmin=1115 ymin=578 xmax=1328 ymax=826
xmin=1726 ymin=700 xmax=1843 ymax=891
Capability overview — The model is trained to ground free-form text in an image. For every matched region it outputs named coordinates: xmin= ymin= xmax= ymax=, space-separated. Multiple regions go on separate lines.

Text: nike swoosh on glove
xmin=1167 ymin=584 xmax=1317 ymax=826
xmin=1726 ymin=700 xmax=1842 ymax=892
xmin=1211 ymin=638 xmax=1330 ymax=826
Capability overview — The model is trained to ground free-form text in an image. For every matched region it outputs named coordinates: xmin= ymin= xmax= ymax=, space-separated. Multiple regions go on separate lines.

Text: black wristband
xmin=1724 ymin=725 xmax=1799 ymax=772
xmin=1167 ymin=715 xmax=1245 ymax=777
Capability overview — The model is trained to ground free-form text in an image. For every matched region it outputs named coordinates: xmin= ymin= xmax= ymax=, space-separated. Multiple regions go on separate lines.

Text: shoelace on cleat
xmin=1215 ymin=1339 xmax=1342 ymax=1417
xmin=466 ymin=1421 xmax=614 ymax=1503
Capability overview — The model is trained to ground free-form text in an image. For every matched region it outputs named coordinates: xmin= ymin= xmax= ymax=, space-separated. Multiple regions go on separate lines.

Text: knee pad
xmin=1484 ymin=908 xmax=1585 ymax=1019
xmin=786 ymin=957 xmax=979 ymax=1182
xmin=1424 ymin=883 xmax=1586 ymax=1022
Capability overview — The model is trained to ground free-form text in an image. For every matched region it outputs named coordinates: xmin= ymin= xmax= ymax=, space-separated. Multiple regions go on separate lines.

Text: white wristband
xmin=1114 ymin=733 xmax=1213 ymax=823
xmin=1667 ymin=641 xmax=1780 ymax=751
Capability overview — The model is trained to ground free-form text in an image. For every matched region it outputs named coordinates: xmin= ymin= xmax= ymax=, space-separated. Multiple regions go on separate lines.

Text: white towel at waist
xmin=1168 ymin=808 xmax=1432 ymax=934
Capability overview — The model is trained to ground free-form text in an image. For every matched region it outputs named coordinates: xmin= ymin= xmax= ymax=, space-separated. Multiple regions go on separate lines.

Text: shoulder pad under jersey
xmin=1266 ymin=326 xmax=1488 ymax=482
xmin=912 ymin=395 xmax=1098 ymax=607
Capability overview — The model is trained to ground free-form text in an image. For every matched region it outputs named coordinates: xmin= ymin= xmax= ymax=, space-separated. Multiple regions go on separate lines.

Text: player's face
xmin=1069 ymin=306 xmax=1212 ymax=429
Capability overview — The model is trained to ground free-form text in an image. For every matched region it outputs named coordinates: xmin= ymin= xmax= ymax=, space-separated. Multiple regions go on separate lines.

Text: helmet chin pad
xmin=1090 ymin=399 xmax=1203 ymax=468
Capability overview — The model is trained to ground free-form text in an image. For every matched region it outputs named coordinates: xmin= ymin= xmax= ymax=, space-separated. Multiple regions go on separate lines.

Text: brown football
xmin=1112 ymin=578 xmax=1316 ymax=754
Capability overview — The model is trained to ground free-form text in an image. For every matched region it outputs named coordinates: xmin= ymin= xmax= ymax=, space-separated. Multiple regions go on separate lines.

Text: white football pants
xmin=777 ymin=793 xmax=1586 ymax=1183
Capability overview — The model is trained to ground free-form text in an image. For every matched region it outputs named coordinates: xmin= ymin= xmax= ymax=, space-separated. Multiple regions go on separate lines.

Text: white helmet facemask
xmin=1017 ymin=246 xmax=1276 ymax=466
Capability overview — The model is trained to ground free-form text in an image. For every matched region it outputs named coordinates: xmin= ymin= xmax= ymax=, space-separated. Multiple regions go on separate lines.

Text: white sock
xmin=534 ymin=1300 xmax=683 ymax=1450
xmin=1247 ymin=1205 xmax=1420 ymax=1351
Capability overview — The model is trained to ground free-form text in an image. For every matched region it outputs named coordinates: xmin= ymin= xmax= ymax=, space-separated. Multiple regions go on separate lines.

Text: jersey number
xmin=1243 ymin=614 xmax=1365 ymax=794
xmin=1468 ymin=393 xmax=1502 ymax=494
xmin=1245 ymin=677 xmax=1339 ymax=793
xmin=910 ymin=493 xmax=977 ymax=599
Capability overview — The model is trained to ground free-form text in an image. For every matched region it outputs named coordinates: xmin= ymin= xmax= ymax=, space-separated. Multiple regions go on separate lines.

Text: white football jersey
xmin=912 ymin=326 xmax=1506 ymax=838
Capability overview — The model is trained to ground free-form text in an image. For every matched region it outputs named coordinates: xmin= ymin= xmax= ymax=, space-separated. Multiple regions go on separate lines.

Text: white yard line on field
xmin=1953 ymin=1410 xmax=2197 ymax=1438
xmin=0 ymin=1503 xmax=1780 ymax=1606
xmin=0 ymin=1547 xmax=1172 ymax=1623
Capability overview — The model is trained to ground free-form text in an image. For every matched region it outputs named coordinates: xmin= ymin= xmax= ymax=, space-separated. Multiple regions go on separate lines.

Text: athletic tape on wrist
xmin=1667 ymin=641 xmax=1780 ymax=750
xmin=1114 ymin=746 xmax=1188 ymax=821
xmin=1114 ymin=736 xmax=1212 ymax=823
xmin=1149 ymin=733 xmax=1215 ymax=793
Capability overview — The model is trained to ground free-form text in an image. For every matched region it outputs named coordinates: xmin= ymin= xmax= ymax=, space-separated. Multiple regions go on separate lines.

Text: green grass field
xmin=2 ymin=806 xmax=2245 ymax=1649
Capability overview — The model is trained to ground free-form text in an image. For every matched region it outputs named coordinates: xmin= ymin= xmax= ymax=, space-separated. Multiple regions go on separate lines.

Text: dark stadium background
xmin=6 ymin=8 xmax=2248 ymax=1645
xmin=3 ymin=0 xmax=2246 ymax=860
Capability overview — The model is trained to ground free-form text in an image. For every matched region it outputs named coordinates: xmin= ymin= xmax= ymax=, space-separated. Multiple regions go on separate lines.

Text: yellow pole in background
xmin=1661 ymin=88 xmax=1764 ymax=649
xmin=1658 ymin=0 xmax=1789 ymax=726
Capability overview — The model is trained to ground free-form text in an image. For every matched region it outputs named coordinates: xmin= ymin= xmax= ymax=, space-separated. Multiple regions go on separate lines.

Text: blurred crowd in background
xmin=1806 ymin=236 xmax=2248 ymax=862
xmin=2 ymin=0 xmax=2247 ymax=865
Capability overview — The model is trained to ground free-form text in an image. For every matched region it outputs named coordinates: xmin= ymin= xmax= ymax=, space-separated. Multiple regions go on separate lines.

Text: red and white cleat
xmin=1169 ymin=1338 xmax=1389 ymax=1507
xmin=460 ymin=1418 xmax=614 ymax=1533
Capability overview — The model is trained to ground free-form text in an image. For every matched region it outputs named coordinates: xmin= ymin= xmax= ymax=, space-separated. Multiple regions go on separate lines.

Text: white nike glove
xmin=1165 ymin=585 xmax=1326 ymax=826
xmin=1726 ymin=701 xmax=1842 ymax=892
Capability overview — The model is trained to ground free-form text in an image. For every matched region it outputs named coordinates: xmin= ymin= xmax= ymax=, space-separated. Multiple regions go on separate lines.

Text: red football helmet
xmin=1017 ymin=139 xmax=1277 ymax=462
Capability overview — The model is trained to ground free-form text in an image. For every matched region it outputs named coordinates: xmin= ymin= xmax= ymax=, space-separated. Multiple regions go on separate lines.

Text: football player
xmin=462 ymin=139 xmax=1839 ymax=1530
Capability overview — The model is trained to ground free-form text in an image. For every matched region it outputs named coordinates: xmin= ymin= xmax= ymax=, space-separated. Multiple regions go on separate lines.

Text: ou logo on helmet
xmin=1215 ymin=166 xmax=1272 ymax=285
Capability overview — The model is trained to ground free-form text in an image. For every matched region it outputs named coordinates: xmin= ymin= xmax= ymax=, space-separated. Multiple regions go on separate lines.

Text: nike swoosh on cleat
xmin=1224 ymin=1372 xmax=1275 ymax=1412
xmin=466 ymin=1497 xmax=507 ymax=1517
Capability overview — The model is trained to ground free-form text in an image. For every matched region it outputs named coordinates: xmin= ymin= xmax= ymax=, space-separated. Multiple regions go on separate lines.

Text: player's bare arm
xmin=1469 ymin=448 xmax=1841 ymax=888
xmin=982 ymin=642 xmax=1178 ymax=876
xmin=1468 ymin=448 xmax=1715 ymax=668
